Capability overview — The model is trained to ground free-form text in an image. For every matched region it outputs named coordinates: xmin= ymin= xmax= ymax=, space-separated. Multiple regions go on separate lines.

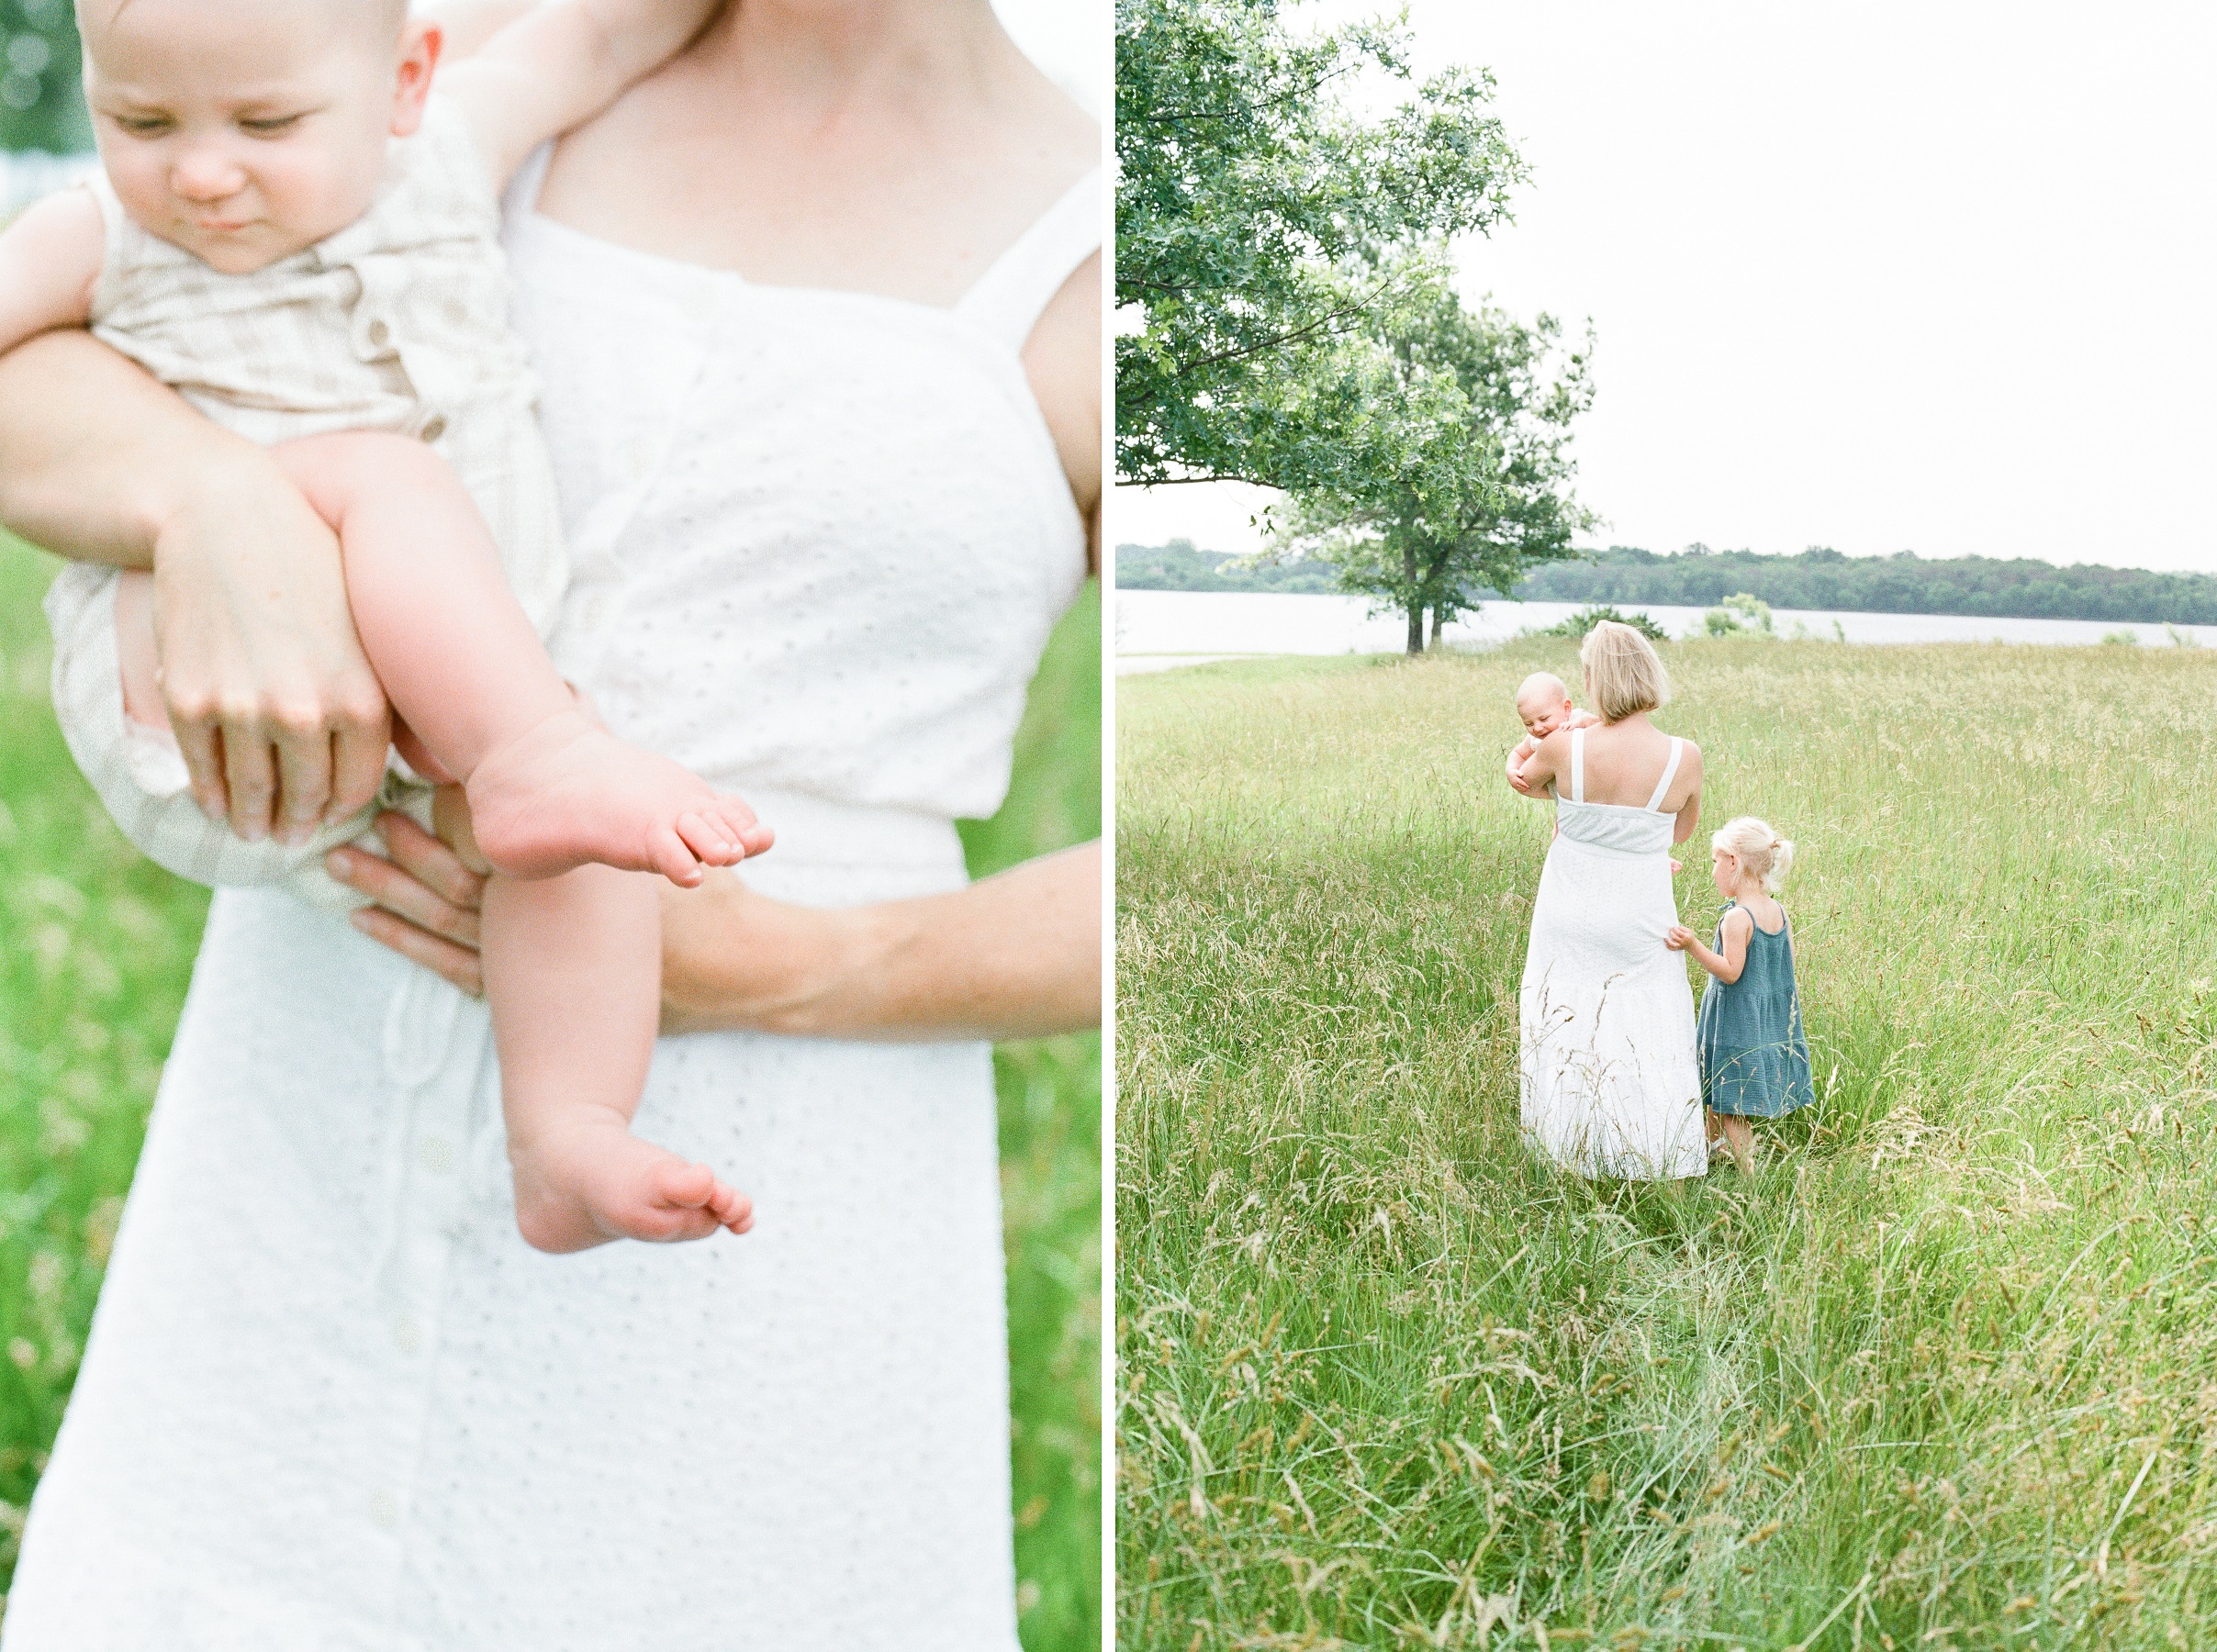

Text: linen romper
xmin=41 ymin=95 xmax=598 ymax=910
xmin=1695 ymin=900 xmax=1815 ymax=1117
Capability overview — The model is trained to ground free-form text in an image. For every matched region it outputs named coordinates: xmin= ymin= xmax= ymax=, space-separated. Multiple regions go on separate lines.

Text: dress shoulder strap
xmin=1643 ymin=736 xmax=1685 ymax=812
xmin=1569 ymin=726 xmax=1586 ymax=804
xmin=955 ymin=167 xmax=1102 ymax=352
xmin=504 ymin=140 xmax=555 ymax=221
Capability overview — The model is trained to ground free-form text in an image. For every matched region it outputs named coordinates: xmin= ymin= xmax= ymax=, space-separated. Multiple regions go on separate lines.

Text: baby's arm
xmin=1665 ymin=906 xmax=1752 ymax=982
xmin=0 ymin=191 xmax=102 ymax=358
xmin=1567 ymin=709 xmax=1602 ymax=730
xmin=439 ymin=0 xmax=723 ymax=189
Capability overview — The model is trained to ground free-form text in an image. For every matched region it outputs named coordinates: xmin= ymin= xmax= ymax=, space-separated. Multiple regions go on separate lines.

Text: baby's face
xmin=81 ymin=0 xmax=420 ymax=273
xmin=1518 ymin=696 xmax=1573 ymax=739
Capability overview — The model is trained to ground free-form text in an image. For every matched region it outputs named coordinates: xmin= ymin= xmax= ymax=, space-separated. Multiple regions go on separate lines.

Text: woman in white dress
xmin=1507 ymin=622 xmax=1708 ymax=1181
xmin=0 ymin=1 xmax=1098 ymax=1645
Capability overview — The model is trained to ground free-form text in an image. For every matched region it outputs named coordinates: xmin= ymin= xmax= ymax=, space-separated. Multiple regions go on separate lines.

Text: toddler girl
xmin=1665 ymin=816 xmax=1813 ymax=1169
xmin=0 ymin=0 xmax=763 ymax=1251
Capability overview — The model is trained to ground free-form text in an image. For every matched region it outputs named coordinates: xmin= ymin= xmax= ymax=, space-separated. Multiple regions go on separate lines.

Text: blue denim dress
xmin=1696 ymin=902 xmax=1814 ymax=1117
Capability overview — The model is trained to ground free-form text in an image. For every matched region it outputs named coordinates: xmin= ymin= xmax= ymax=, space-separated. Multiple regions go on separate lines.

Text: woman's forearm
xmin=662 ymin=842 xmax=1103 ymax=1041
xmin=0 ymin=330 xmax=261 ymax=564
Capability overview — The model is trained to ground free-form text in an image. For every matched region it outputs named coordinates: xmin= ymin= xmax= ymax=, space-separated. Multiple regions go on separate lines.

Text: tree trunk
xmin=1428 ymin=605 xmax=1446 ymax=649
xmin=1404 ymin=544 xmax=1423 ymax=654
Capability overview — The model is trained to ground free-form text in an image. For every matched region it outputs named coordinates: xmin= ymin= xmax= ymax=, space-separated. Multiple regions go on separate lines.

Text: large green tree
xmin=1115 ymin=0 xmax=1526 ymax=493
xmin=1271 ymin=285 xmax=1596 ymax=653
xmin=0 ymin=0 xmax=87 ymax=154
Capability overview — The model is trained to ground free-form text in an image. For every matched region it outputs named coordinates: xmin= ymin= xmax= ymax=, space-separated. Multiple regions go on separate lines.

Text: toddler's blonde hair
xmin=1712 ymin=816 xmax=1795 ymax=892
xmin=1579 ymin=621 xmax=1671 ymax=722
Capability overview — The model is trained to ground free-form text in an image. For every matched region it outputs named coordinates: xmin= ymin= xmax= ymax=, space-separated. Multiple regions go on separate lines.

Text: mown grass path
xmin=1118 ymin=641 xmax=2217 ymax=1650
xmin=0 ymin=541 xmax=1100 ymax=1649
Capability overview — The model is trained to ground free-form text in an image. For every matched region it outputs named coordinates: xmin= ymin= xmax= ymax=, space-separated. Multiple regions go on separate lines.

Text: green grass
xmin=0 ymin=539 xmax=1100 ymax=1648
xmin=1118 ymin=639 xmax=2217 ymax=1650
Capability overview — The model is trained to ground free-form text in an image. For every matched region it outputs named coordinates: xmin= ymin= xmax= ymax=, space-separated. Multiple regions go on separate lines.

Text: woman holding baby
xmin=0 ymin=0 xmax=1097 ymax=1644
xmin=1505 ymin=622 xmax=1708 ymax=1180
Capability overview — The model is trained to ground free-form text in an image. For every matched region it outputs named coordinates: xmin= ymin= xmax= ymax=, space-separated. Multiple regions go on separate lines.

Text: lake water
xmin=1114 ymin=590 xmax=2205 ymax=672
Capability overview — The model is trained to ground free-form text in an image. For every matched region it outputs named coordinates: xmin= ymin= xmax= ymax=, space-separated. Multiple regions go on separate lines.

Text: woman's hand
xmin=154 ymin=450 xmax=391 ymax=843
xmin=328 ymin=793 xmax=490 ymax=994
xmin=0 ymin=330 xmax=391 ymax=844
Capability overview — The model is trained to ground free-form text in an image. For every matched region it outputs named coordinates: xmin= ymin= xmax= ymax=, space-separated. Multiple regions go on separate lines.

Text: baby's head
xmin=79 ymin=0 xmax=434 ymax=273
xmin=1710 ymin=816 xmax=1795 ymax=897
xmin=1514 ymin=671 xmax=1576 ymax=739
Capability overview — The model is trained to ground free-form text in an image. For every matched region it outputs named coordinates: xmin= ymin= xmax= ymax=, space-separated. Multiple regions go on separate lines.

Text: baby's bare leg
xmin=267 ymin=431 xmax=769 ymax=887
xmin=482 ymin=864 xmax=754 ymax=1253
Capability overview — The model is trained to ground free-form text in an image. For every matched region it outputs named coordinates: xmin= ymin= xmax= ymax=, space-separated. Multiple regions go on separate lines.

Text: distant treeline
xmin=1114 ymin=541 xmax=1341 ymax=594
xmin=1119 ymin=541 xmax=2217 ymax=624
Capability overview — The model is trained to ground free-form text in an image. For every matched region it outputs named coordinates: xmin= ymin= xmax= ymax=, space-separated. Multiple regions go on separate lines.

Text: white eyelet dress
xmin=1518 ymin=728 xmax=1707 ymax=1180
xmin=0 ymin=160 xmax=1099 ymax=1649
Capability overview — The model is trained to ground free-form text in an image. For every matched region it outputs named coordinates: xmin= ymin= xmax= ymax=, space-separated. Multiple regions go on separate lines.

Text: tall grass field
xmin=0 ymin=537 xmax=1100 ymax=1649
xmin=1118 ymin=639 xmax=2217 ymax=1650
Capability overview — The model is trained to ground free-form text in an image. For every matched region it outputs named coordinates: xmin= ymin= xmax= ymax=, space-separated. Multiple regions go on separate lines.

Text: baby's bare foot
xmin=510 ymin=1114 xmax=754 ymax=1255
xmin=466 ymin=706 xmax=769 ymax=886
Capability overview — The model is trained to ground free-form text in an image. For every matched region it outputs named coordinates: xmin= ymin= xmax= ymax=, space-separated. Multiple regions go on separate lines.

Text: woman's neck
xmin=699 ymin=0 xmax=1013 ymax=104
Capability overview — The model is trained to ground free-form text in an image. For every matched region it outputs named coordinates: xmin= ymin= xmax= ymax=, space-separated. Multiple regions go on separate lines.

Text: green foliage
xmin=1120 ymin=639 xmax=2217 ymax=1646
xmin=1523 ymin=543 xmax=2217 ymax=625
xmin=1543 ymin=603 xmax=1667 ymax=642
xmin=1271 ymin=284 xmax=1596 ymax=652
xmin=1701 ymin=592 xmax=1774 ymax=639
xmin=1114 ymin=0 xmax=1525 ymax=491
xmin=1114 ymin=540 xmax=1342 ymax=595
xmin=0 ymin=1 xmax=87 ymax=154
xmin=0 ymin=539 xmax=1100 ymax=1648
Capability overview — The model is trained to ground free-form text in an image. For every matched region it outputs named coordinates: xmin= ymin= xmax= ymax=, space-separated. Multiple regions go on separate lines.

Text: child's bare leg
xmin=481 ymin=864 xmax=753 ymax=1253
xmin=268 ymin=431 xmax=770 ymax=886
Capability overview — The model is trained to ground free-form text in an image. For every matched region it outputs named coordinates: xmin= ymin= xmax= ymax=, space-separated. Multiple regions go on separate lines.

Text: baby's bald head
xmin=1515 ymin=671 xmax=1576 ymax=737
xmin=87 ymin=0 xmax=409 ymax=44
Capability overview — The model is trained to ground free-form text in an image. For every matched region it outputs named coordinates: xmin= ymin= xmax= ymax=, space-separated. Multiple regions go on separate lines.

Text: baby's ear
xmin=390 ymin=19 xmax=443 ymax=138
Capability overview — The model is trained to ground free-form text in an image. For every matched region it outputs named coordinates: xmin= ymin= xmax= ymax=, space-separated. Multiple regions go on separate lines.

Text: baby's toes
xmin=674 ymin=810 xmax=745 ymax=869
xmin=646 ymin=822 xmax=705 ymax=887
xmin=709 ymin=1181 xmax=755 ymax=1235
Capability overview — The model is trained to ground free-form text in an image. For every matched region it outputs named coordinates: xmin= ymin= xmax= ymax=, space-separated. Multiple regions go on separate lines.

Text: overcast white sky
xmin=996 ymin=0 xmax=1105 ymax=117
xmin=1115 ymin=2 xmax=2217 ymax=573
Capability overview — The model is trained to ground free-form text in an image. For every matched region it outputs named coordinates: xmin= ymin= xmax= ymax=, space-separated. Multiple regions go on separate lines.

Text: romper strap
xmin=505 ymin=140 xmax=554 ymax=219
xmin=1569 ymin=725 xmax=1585 ymax=804
xmin=954 ymin=168 xmax=1103 ymax=352
xmin=1643 ymin=736 xmax=1685 ymax=812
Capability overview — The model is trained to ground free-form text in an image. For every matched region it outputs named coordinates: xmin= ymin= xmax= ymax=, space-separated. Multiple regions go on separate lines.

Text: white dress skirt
xmin=1 ymin=159 xmax=1101 ymax=1648
xmin=1518 ymin=729 xmax=1707 ymax=1180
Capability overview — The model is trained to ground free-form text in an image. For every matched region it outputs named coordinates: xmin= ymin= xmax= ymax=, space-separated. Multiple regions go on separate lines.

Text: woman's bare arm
xmin=0 ymin=331 xmax=390 ymax=841
xmin=330 ymin=817 xmax=1102 ymax=1041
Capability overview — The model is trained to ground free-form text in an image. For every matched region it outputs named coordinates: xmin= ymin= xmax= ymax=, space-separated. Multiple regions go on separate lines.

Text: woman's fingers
xmin=273 ymin=718 xmax=335 ymax=844
xmin=348 ymin=905 xmax=485 ymax=997
xmin=382 ymin=805 xmax=487 ymax=910
xmin=325 ymin=835 xmax=482 ymax=945
xmin=220 ymin=720 xmax=280 ymax=841
xmin=330 ymin=718 xmax=393 ymax=823
xmin=174 ymin=717 xmax=230 ymax=822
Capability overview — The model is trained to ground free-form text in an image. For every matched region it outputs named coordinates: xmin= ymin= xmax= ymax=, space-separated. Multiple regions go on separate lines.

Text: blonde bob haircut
xmin=1579 ymin=620 xmax=1671 ymax=723
xmin=1712 ymin=816 xmax=1796 ymax=893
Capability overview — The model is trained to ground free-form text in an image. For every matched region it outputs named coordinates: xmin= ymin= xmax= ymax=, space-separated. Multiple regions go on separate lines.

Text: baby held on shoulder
xmin=1511 ymin=670 xmax=1680 ymax=870
xmin=1 ymin=0 xmax=766 ymax=1253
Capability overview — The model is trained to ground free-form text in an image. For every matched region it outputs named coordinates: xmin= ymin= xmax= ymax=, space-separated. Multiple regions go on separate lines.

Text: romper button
xmin=392 ymin=1315 xmax=423 ymax=1354
xmin=420 ymin=415 xmax=447 ymax=442
xmin=368 ymin=1489 xmax=400 ymax=1530
xmin=367 ymin=319 xmax=390 ymax=347
xmin=419 ymin=1135 xmax=453 ymax=1173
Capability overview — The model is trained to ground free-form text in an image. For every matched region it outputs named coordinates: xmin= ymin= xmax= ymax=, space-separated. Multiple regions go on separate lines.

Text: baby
xmin=0 ymin=0 xmax=760 ymax=1252
xmin=1507 ymin=670 xmax=1600 ymax=787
